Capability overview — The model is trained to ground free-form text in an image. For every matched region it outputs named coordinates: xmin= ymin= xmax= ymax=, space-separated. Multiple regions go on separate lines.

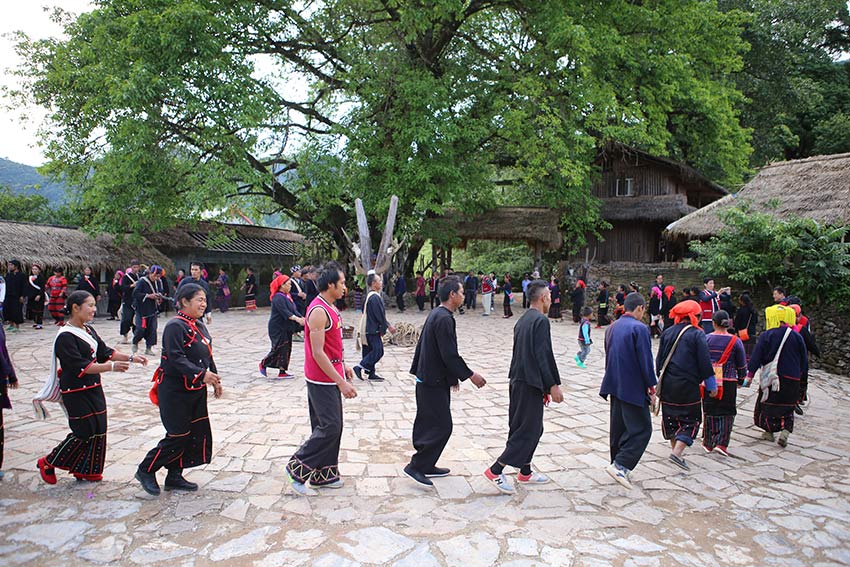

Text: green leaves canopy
xmin=689 ymin=203 xmax=850 ymax=307
xmin=13 ymin=1 xmax=752 ymax=254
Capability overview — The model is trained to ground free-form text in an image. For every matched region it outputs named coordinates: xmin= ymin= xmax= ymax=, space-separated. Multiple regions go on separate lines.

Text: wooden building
xmin=585 ymin=144 xmax=728 ymax=262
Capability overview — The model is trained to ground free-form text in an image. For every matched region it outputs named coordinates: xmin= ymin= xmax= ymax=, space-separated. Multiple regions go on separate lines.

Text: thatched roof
xmin=602 ymin=194 xmax=696 ymax=223
xmin=0 ymin=220 xmax=174 ymax=273
xmin=146 ymin=221 xmax=304 ymax=256
xmin=666 ymin=153 xmax=850 ymax=239
xmin=424 ymin=207 xmax=563 ymax=249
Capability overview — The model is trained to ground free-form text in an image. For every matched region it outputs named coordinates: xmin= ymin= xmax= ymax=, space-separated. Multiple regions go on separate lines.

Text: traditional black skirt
xmin=661 ymin=400 xmax=702 ymax=445
xmin=47 ymin=385 xmax=108 ymax=475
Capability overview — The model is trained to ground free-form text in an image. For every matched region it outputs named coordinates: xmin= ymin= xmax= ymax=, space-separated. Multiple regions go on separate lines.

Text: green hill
xmin=0 ymin=158 xmax=69 ymax=204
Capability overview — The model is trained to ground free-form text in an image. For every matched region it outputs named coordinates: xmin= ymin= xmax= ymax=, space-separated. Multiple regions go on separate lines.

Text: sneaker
xmin=715 ymin=446 xmax=731 ymax=457
xmin=353 ymin=366 xmax=363 ymax=381
xmin=278 ymin=372 xmax=295 ymax=380
xmin=402 ymin=464 xmax=434 ymax=487
xmin=517 ymin=471 xmax=551 ymax=484
xmin=258 ymin=362 xmax=267 ymax=377
xmin=287 ymin=472 xmax=316 ymax=496
xmin=483 ymin=468 xmax=515 ymax=494
xmin=794 ymin=404 xmax=804 ymax=416
xmin=605 ymin=462 xmax=632 ymax=489
xmin=669 ymin=453 xmax=690 ymax=471
xmin=310 ymin=478 xmax=344 ymax=489
xmin=368 ymin=373 xmax=385 ymax=382
xmin=144 ymin=348 xmax=155 ymax=356
xmin=778 ymin=429 xmax=790 ymax=448
xmin=425 ymin=467 xmax=451 ymax=478
xmin=761 ymin=431 xmax=775 ymax=442
xmin=702 ymin=444 xmax=713 ymax=453
xmin=34 ymin=324 xmax=43 ymax=330
xmin=574 ymin=355 xmax=587 ymax=369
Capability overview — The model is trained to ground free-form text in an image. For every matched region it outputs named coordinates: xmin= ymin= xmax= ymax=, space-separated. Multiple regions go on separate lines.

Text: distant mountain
xmin=0 ymin=158 xmax=69 ymax=204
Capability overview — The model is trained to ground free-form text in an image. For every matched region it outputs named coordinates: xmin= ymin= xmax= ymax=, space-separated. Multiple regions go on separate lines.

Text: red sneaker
xmin=37 ymin=457 xmax=57 ymax=485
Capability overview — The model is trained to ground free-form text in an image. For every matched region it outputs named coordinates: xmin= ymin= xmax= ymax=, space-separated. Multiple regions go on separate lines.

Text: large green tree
xmin=12 ymin=1 xmax=752 ymax=267
xmin=721 ymin=0 xmax=850 ymax=165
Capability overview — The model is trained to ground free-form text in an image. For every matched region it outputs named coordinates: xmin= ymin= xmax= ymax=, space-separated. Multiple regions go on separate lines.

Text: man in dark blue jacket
xmin=394 ymin=271 xmax=406 ymax=312
xmin=354 ymin=273 xmax=396 ymax=382
xmin=600 ymin=292 xmax=656 ymax=489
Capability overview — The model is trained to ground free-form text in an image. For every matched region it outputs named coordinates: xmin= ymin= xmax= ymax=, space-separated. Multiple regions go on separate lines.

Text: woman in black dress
xmin=259 ymin=275 xmax=304 ymax=379
xmin=36 ymin=291 xmax=146 ymax=484
xmin=136 ymin=283 xmax=222 ymax=496
xmin=4 ymin=260 xmax=26 ymax=331
xmin=107 ymin=270 xmax=123 ymax=320
xmin=27 ymin=264 xmax=46 ymax=329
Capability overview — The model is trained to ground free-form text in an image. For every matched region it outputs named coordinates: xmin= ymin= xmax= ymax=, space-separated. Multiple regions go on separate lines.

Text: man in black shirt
xmin=119 ymin=260 xmax=141 ymax=342
xmin=484 ymin=280 xmax=564 ymax=494
xmin=404 ymin=276 xmax=486 ymax=487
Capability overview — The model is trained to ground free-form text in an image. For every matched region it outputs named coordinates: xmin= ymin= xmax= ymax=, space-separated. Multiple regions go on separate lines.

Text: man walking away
xmin=599 ymin=292 xmax=656 ymax=490
xmin=484 ymin=280 xmax=563 ymax=494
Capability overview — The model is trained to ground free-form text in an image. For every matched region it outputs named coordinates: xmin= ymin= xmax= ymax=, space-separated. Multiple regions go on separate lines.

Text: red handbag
xmin=149 ymin=367 xmax=164 ymax=406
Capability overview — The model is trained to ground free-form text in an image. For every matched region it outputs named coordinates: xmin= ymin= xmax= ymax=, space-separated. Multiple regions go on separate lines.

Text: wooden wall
xmin=585 ymin=221 xmax=664 ymax=263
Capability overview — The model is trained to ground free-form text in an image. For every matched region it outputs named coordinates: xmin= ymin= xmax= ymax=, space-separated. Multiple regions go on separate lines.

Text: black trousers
xmin=119 ymin=304 xmax=135 ymax=336
xmin=609 ymin=396 xmax=652 ymax=471
xmin=396 ymin=294 xmax=405 ymax=311
xmin=133 ymin=313 xmax=158 ymax=348
xmin=522 ymin=292 xmax=530 ymax=309
xmin=409 ymin=382 xmax=452 ymax=473
xmin=429 ymin=292 xmax=438 ymax=309
xmin=139 ymin=388 xmax=212 ymax=474
xmin=497 ymin=382 xmax=544 ymax=467
xmin=416 ymin=295 xmax=425 ymax=311
xmin=359 ymin=334 xmax=384 ymax=374
xmin=287 ymin=382 xmax=343 ymax=485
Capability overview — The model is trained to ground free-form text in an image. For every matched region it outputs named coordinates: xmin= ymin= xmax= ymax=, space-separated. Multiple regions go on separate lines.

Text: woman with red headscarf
xmin=660 ymin=286 xmax=677 ymax=329
xmin=259 ymin=275 xmax=305 ymax=379
xmin=656 ymin=300 xmax=717 ymax=471
xmin=788 ymin=303 xmax=819 ymax=416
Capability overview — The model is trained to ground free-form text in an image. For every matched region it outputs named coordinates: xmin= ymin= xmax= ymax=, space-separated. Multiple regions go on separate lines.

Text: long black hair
xmin=64 ymin=290 xmax=94 ymax=315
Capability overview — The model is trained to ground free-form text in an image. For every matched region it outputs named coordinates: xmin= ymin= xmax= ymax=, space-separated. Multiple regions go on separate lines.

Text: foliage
xmin=688 ymin=204 xmax=850 ymax=307
xmin=10 ymin=1 xmax=753 ymax=265
xmin=722 ymin=0 xmax=850 ymax=166
xmin=0 ymin=185 xmax=79 ymax=225
xmin=442 ymin=240 xmax=536 ymax=280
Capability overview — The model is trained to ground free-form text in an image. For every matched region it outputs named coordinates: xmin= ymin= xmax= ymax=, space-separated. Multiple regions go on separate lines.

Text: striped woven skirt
xmin=46 ymin=386 xmax=108 ymax=475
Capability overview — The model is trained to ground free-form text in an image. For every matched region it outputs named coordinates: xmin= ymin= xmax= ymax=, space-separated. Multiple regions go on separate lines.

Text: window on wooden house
xmin=616 ymin=177 xmax=634 ymax=196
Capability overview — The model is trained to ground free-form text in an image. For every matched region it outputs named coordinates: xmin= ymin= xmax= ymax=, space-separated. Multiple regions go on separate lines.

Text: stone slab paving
xmin=1 ymin=305 xmax=850 ymax=566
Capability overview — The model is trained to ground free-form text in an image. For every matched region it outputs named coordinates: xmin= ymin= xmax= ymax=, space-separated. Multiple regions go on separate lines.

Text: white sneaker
xmin=483 ymin=469 xmax=515 ymax=494
xmin=287 ymin=472 xmax=316 ymax=496
xmin=605 ymin=462 xmax=633 ymax=490
xmin=517 ymin=471 xmax=551 ymax=484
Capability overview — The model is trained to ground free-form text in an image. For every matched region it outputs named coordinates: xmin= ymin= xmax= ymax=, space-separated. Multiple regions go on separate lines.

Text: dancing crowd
xmin=0 ymin=260 xmax=820 ymax=499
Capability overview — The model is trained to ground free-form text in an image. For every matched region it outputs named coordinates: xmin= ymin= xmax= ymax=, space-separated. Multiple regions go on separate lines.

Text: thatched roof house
xmin=666 ymin=153 xmax=850 ymax=240
xmin=0 ymin=220 xmax=174 ymax=274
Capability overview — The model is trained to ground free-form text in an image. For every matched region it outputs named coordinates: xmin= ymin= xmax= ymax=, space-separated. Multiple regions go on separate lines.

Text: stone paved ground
xmin=1 ymin=304 xmax=850 ymax=567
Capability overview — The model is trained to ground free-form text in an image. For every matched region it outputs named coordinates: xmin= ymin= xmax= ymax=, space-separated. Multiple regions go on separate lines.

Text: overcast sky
xmin=0 ymin=1 xmax=93 ymax=166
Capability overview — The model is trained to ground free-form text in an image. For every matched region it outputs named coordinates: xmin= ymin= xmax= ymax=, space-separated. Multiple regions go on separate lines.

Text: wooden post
xmin=374 ymin=195 xmax=399 ymax=274
xmin=355 ymin=198 xmax=373 ymax=272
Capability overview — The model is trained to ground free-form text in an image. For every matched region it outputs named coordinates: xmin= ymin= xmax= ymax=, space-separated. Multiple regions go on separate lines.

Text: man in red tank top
xmin=286 ymin=262 xmax=356 ymax=496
